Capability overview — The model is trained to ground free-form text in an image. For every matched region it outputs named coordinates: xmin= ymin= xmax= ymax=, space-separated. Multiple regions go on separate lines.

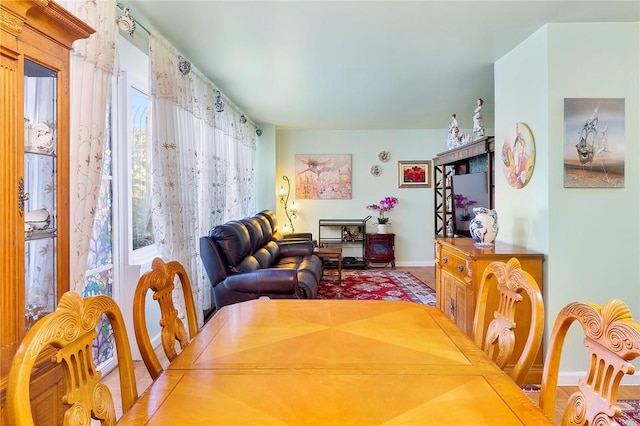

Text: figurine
xmin=446 ymin=219 xmax=454 ymax=238
xmin=446 ymin=114 xmax=460 ymax=149
xmin=473 ymin=98 xmax=485 ymax=139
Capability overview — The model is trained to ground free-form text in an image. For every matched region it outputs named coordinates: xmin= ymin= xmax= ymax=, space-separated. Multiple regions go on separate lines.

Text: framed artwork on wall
xmin=398 ymin=160 xmax=431 ymax=188
xmin=295 ymin=154 xmax=352 ymax=199
xmin=563 ymin=98 xmax=625 ymax=188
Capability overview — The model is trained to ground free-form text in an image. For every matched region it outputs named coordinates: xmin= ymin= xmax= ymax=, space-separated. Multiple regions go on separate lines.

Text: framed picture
xmin=295 ymin=154 xmax=352 ymax=199
xmin=398 ymin=160 xmax=431 ymax=188
xmin=563 ymin=98 xmax=625 ymax=188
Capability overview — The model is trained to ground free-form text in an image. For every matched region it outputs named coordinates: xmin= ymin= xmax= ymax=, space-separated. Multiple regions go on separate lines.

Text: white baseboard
xmin=395 ymin=260 xmax=435 ymax=267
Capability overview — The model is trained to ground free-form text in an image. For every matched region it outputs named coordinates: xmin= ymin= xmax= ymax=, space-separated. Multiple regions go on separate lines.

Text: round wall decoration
xmin=370 ymin=164 xmax=382 ymax=177
xmin=378 ymin=150 xmax=390 ymax=162
xmin=501 ymin=122 xmax=535 ymax=189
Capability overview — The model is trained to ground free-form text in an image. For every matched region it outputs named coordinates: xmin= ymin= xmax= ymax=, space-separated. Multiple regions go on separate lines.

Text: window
xmin=130 ymin=87 xmax=153 ymax=250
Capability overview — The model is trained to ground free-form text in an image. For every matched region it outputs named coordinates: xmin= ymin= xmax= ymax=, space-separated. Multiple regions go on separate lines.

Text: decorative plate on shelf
xmin=378 ymin=150 xmax=391 ymax=162
xmin=370 ymin=164 xmax=382 ymax=177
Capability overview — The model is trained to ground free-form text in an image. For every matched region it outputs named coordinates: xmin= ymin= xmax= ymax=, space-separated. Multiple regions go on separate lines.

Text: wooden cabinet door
xmin=0 ymin=3 xmax=93 ymax=424
xmin=440 ymin=270 xmax=457 ymax=324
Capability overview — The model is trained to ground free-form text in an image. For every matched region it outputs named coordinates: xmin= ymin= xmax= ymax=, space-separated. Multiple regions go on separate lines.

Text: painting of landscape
xmin=564 ymin=98 xmax=625 ymax=188
xmin=295 ymin=154 xmax=352 ymax=199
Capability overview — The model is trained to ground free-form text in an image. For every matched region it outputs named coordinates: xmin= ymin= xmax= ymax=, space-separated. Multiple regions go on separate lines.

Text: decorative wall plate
xmin=370 ymin=164 xmax=382 ymax=177
xmin=501 ymin=122 xmax=535 ymax=189
xmin=378 ymin=150 xmax=390 ymax=162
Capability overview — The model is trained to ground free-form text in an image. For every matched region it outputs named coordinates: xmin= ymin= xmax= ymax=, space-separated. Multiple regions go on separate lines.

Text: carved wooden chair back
xmin=7 ymin=292 xmax=137 ymax=426
xmin=134 ymin=257 xmax=199 ymax=381
xmin=472 ymin=257 xmax=544 ymax=386
xmin=540 ymin=299 xmax=640 ymax=425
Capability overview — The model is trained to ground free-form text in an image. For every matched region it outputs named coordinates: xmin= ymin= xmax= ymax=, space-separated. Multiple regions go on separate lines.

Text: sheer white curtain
xmin=149 ymin=35 xmax=256 ymax=323
xmin=59 ymin=0 xmax=117 ymax=294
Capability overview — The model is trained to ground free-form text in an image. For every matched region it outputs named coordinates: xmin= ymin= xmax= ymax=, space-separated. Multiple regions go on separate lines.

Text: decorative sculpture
xmin=473 ymin=98 xmax=485 ymax=139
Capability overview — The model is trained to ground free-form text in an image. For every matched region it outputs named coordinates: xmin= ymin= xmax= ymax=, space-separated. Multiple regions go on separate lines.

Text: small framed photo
xmin=398 ymin=160 xmax=431 ymax=188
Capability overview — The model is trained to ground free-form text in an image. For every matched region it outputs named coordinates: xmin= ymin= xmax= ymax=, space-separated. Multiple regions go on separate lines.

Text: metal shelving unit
xmin=318 ymin=218 xmax=368 ymax=269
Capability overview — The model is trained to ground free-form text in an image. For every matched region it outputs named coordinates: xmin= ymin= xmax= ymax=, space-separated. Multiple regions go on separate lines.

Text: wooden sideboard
xmin=434 ymin=237 xmax=545 ymax=384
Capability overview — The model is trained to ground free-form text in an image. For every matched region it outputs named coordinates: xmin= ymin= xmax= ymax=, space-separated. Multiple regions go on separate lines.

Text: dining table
xmin=117 ymin=298 xmax=553 ymax=425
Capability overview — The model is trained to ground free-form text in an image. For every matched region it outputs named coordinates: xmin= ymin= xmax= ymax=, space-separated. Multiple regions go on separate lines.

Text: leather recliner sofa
xmin=200 ymin=210 xmax=323 ymax=310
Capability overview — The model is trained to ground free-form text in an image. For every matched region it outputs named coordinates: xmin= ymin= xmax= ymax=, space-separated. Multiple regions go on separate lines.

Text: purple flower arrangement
xmin=367 ymin=196 xmax=399 ymax=224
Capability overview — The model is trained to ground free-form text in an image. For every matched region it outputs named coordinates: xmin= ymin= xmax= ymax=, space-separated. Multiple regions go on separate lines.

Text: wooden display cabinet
xmin=434 ymin=237 xmax=545 ymax=384
xmin=0 ymin=2 xmax=93 ymax=424
xmin=432 ymin=136 xmax=495 ymax=237
xmin=365 ymin=233 xmax=395 ymax=268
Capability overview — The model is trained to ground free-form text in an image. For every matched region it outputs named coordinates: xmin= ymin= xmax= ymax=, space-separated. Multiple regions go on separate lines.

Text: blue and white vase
xmin=469 ymin=207 xmax=499 ymax=247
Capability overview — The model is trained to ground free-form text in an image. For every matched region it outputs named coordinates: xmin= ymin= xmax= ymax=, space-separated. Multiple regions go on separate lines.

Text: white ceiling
xmin=123 ymin=1 xmax=639 ymax=130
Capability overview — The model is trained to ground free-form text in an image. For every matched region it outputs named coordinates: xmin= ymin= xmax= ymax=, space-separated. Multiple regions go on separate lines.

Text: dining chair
xmin=6 ymin=291 xmax=138 ymax=426
xmin=539 ymin=298 xmax=640 ymax=425
xmin=472 ymin=257 xmax=544 ymax=386
xmin=133 ymin=257 xmax=198 ymax=381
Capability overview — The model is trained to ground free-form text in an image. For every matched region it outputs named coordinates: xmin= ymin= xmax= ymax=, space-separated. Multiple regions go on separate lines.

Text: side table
xmin=365 ymin=233 xmax=395 ymax=268
xmin=314 ymin=246 xmax=342 ymax=283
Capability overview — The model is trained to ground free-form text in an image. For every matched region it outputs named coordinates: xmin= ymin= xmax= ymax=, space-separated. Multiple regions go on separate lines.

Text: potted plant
xmin=367 ymin=196 xmax=398 ymax=233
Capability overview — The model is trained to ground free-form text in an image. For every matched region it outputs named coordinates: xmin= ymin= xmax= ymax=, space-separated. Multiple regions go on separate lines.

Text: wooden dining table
xmin=118 ymin=298 xmax=552 ymax=425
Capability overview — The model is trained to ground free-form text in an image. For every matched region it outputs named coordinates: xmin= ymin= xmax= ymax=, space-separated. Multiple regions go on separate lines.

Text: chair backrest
xmin=540 ymin=298 xmax=640 ymax=425
xmin=472 ymin=257 xmax=544 ymax=386
xmin=134 ymin=257 xmax=199 ymax=381
xmin=7 ymin=291 xmax=137 ymax=426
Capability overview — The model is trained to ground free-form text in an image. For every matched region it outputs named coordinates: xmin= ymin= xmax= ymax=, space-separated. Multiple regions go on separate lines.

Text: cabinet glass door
xmin=23 ymin=59 xmax=58 ymax=330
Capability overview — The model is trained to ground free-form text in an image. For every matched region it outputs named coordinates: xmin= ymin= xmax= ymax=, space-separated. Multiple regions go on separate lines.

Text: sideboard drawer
xmin=440 ymin=249 xmax=468 ymax=280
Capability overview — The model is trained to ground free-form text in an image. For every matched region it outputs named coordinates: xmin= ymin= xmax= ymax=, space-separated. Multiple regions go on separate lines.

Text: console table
xmin=365 ymin=233 xmax=395 ymax=268
xmin=318 ymin=218 xmax=367 ymax=268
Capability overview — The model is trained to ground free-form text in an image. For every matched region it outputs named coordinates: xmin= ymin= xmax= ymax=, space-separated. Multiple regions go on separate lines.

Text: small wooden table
xmin=118 ymin=299 xmax=552 ymax=425
xmin=314 ymin=246 xmax=342 ymax=282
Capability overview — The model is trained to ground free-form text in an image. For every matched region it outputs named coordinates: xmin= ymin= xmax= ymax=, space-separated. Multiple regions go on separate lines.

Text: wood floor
xmin=101 ymin=265 xmax=639 ymax=425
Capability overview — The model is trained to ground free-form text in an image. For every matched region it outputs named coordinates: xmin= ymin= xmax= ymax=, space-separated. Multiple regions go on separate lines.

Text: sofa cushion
xmin=234 ymin=256 xmax=261 ymax=273
xmin=211 ymin=221 xmax=251 ymax=272
xmin=239 ymin=217 xmax=265 ymax=253
xmin=254 ymin=214 xmax=274 ymax=246
xmin=253 ymin=246 xmax=276 ymax=269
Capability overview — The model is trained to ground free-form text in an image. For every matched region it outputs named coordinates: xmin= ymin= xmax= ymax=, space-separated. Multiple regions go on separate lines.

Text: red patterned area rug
xmin=318 ymin=270 xmax=436 ymax=306
xmin=521 ymin=387 xmax=639 ymax=426
xmin=617 ymin=400 xmax=640 ymax=426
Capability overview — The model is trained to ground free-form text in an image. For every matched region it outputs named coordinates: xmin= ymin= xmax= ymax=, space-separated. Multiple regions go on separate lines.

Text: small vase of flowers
xmin=367 ymin=196 xmax=399 ymax=226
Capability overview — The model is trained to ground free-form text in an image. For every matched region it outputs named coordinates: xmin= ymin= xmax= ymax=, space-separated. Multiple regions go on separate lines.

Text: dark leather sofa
xmin=200 ymin=210 xmax=323 ymax=310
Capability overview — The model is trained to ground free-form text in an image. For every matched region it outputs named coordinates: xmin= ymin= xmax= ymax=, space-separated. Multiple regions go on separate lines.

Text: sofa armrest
xmin=278 ymin=241 xmax=314 ymax=257
xmin=224 ymin=269 xmax=297 ymax=294
xmin=280 ymin=232 xmax=313 ymax=241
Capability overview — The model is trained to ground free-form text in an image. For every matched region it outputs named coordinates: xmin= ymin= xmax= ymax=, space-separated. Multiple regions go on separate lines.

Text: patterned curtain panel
xmin=149 ymin=35 xmax=256 ymax=323
xmin=58 ymin=0 xmax=118 ymax=294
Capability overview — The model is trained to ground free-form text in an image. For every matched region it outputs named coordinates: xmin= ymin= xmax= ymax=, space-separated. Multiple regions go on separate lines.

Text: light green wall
xmin=275 ymin=129 xmax=446 ymax=265
xmin=494 ymin=28 xmax=549 ymax=254
xmin=496 ymin=22 xmax=640 ymax=383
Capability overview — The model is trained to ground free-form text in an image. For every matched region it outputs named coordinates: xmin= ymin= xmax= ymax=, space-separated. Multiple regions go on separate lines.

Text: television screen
xmin=451 ymin=172 xmax=488 ymax=235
